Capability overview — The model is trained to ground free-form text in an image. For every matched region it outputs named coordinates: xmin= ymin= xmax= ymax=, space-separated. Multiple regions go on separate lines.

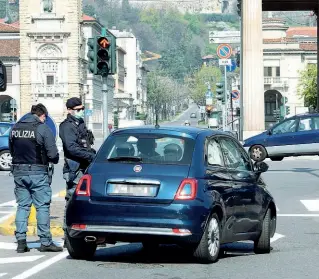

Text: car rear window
xmin=95 ymin=133 xmax=195 ymax=165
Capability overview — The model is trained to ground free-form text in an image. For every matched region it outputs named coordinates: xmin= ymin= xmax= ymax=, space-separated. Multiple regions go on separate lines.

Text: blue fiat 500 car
xmin=65 ymin=126 xmax=276 ymax=263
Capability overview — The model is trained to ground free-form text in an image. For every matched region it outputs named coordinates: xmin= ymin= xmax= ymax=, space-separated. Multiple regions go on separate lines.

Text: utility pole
xmin=102 ymin=75 xmax=108 ymax=139
xmin=224 ymin=65 xmax=228 ymax=131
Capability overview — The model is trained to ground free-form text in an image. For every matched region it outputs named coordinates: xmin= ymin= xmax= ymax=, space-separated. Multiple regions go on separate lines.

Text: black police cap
xmin=66 ymin=97 xmax=82 ymax=109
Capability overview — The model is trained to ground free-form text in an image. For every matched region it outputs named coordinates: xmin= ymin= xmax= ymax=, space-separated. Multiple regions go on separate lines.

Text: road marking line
xmin=0 ymin=241 xmax=63 ymax=250
xmin=0 ymin=200 xmax=16 ymax=208
xmin=270 ymin=233 xmax=284 ymax=243
xmin=0 ymin=214 xmax=14 ymax=223
xmin=11 ymin=251 xmax=68 ymax=279
xmin=300 ymin=200 xmax=319 ymax=212
xmin=278 ymin=214 xmax=319 ymax=217
xmin=0 ymin=211 xmax=15 ymax=214
xmin=0 ymin=255 xmax=44 ymax=264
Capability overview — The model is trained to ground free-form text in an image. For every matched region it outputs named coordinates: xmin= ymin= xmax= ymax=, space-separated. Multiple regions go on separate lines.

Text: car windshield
xmin=96 ymin=133 xmax=195 ymax=165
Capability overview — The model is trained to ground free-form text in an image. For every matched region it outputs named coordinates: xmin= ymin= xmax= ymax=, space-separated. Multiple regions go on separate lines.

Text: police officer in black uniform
xmin=59 ymin=97 xmax=95 ymax=240
xmin=9 ymin=104 xmax=62 ymax=253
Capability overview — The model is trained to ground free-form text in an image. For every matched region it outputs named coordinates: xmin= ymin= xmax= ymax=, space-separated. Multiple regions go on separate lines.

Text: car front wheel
xmin=193 ymin=213 xmax=221 ymax=263
xmin=250 ymin=145 xmax=267 ymax=162
xmin=0 ymin=150 xmax=12 ymax=171
xmin=65 ymin=233 xmax=97 ymax=260
xmin=254 ymin=209 xmax=271 ymax=254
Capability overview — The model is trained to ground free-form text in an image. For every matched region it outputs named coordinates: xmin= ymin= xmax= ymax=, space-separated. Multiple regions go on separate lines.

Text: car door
xmin=266 ymin=118 xmax=299 ymax=157
xmin=204 ymin=136 xmax=235 ymax=242
xmin=293 ymin=116 xmax=319 ymax=155
xmin=218 ymin=136 xmax=262 ymax=236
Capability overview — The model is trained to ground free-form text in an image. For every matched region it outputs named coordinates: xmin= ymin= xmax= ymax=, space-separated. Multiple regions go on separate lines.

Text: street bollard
xmin=28 ymin=204 xmax=37 ymax=224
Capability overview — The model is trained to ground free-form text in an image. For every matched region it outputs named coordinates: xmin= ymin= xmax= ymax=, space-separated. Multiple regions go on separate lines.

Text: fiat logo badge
xmin=134 ymin=165 xmax=142 ymax=173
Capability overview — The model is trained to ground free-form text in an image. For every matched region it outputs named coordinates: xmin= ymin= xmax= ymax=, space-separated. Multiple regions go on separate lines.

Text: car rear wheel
xmin=0 ymin=150 xmax=12 ymax=171
xmin=193 ymin=213 xmax=221 ymax=263
xmin=254 ymin=209 xmax=271 ymax=254
xmin=65 ymin=233 xmax=97 ymax=260
xmin=250 ymin=145 xmax=267 ymax=162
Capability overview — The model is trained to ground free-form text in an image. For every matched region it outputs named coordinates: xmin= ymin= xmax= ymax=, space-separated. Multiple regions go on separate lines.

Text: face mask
xmin=74 ymin=109 xmax=84 ymax=119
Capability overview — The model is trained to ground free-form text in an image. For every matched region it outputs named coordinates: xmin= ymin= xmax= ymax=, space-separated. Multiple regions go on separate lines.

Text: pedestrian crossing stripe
xmin=300 ymin=200 xmax=319 ymax=212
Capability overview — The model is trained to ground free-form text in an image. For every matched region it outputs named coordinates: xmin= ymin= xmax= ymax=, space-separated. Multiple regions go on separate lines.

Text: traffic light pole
xmin=102 ymin=75 xmax=109 ymax=139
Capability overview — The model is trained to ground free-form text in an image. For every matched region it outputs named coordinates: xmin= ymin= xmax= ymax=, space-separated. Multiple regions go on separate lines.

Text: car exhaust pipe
xmin=84 ymin=236 xmax=97 ymax=242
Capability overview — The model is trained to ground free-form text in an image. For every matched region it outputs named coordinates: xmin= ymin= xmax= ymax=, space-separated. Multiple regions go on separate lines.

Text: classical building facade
xmin=19 ymin=0 xmax=85 ymax=124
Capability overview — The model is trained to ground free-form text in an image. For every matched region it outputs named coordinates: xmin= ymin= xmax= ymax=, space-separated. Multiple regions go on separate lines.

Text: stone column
xmin=242 ymin=0 xmax=265 ymax=139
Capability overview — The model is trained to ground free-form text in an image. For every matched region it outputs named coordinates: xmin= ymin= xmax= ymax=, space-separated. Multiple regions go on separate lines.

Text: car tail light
xmin=174 ymin=178 xmax=197 ymax=200
xmin=71 ymin=224 xmax=87 ymax=230
xmin=172 ymin=228 xmax=191 ymax=235
xmin=75 ymin=174 xmax=91 ymax=196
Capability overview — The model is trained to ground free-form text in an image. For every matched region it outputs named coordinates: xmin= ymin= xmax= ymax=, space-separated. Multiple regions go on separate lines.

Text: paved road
xmin=166 ymin=103 xmax=200 ymax=126
xmin=0 ymin=158 xmax=318 ymax=278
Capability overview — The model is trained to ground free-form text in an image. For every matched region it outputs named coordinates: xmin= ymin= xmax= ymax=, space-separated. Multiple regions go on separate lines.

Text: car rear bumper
xmin=66 ymin=199 xmax=210 ymax=244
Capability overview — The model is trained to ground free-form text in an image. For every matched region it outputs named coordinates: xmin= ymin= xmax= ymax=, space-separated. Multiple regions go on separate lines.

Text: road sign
xmin=206 ymin=91 xmax=213 ymax=99
xmin=209 ymin=31 xmax=240 ymax=44
xmin=217 ymin=44 xmax=232 ymax=59
xmin=219 ymin=59 xmax=232 ymax=66
xmin=231 ymin=90 xmax=240 ymax=101
xmin=226 ymin=59 xmax=237 ymax=72
xmin=19 ymin=113 xmax=58 ymax=141
xmin=199 ymin=106 xmax=205 ymax=114
xmin=209 ymin=31 xmax=240 ymax=37
xmin=209 ymin=37 xmax=240 ymax=44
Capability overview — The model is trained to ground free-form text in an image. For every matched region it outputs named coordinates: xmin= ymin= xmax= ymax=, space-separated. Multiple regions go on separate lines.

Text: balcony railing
xmin=32 ymin=83 xmax=67 ymax=97
xmin=114 ymin=92 xmax=133 ymax=100
xmin=264 ymin=77 xmax=289 ymax=88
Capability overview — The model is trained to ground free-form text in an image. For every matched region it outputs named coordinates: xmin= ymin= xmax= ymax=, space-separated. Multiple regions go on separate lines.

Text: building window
xmin=276 ymin=67 xmax=280 ymax=77
xmin=264 ymin=67 xmax=272 ymax=77
xmin=6 ymin=66 xmax=12 ymax=84
xmin=46 ymin=76 xmax=54 ymax=85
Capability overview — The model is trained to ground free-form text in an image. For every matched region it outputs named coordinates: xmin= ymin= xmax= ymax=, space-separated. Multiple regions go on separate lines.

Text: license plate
xmin=107 ymin=183 xmax=158 ymax=197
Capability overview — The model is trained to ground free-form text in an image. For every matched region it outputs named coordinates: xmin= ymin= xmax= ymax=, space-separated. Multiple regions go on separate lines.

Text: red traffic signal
xmin=97 ymin=37 xmax=110 ymax=48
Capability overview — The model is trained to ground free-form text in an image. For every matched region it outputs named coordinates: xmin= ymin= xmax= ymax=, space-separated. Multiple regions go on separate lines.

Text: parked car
xmin=243 ymin=113 xmax=319 ymax=162
xmin=190 ymin=113 xmax=197 ymax=118
xmin=0 ymin=122 xmax=14 ymax=171
xmin=65 ymin=126 xmax=276 ymax=263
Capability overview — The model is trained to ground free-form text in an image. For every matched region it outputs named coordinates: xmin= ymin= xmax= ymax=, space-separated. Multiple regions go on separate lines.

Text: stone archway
xmin=0 ymin=95 xmax=17 ymax=122
xmin=264 ymin=90 xmax=283 ymax=129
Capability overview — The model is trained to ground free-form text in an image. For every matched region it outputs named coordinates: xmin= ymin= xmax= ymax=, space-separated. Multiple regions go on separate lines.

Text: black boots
xmin=17 ymin=240 xmax=30 ymax=253
xmin=39 ymin=243 xmax=63 ymax=252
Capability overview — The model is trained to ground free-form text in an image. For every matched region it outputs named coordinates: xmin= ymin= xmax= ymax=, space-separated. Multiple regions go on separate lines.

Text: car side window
xmin=272 ymin=119 xmax=297 ymax=135
xmin=219 ymin=137 xmax=252 ymax=172
xmin=298 ymin=118 xmax=312 ymax=132
xmin=206 ymin=138 xmax=224 ymax=167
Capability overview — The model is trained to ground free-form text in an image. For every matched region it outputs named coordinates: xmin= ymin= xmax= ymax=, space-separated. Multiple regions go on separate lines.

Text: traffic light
xmin=216 ymin=82 xmax=225 ymax=102
xmin=236 ymin=52 xmax=240 ymax=67
xmin=281 ymin=96 xmax=288 ymax=104
xmin=286 ymin=106 xmax=290 ymax=115
xmin=96 ymin=36 xmax=111 ymax=76
xmin=87 ymin=38 xmax=97 ymax=74
xmin=206 ymin=105 xmax=213 ymax=117
xmin=237 ymin=0 xmax=241 ymax=16
xmin=236 ymin=107 xmax=240 ymax=117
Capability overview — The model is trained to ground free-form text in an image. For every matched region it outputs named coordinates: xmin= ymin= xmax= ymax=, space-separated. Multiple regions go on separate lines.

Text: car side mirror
xmin=267 ymin=129 xmax=272 ymax=135
xmin=254 ymin=161 xmax=269 ymax=173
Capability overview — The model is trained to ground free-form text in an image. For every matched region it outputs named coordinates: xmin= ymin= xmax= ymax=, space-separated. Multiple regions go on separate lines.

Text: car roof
xmin=112 ymin=125 xmax=228 ymax=138
xmin=288 ymin=112 xmax=319 ymax=119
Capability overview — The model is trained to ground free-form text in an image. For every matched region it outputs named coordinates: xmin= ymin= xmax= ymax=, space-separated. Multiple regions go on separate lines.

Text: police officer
xmin=59 ymin=97 xmax=95 ymax=240
xmin=9 ymin=104 xmax=62 ymax=253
